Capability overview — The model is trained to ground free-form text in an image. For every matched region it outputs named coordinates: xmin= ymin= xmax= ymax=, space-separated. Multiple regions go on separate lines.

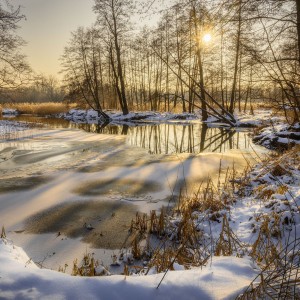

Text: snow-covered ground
xmin=1 ymin=110 xmax=299 ymax=299
xmin=1 ymin=108 xmax=19 ymax=115
xmin=2 ymin=143 xmax=298 ymax=298
xmin=253 ymin=123 xmax=300 ymax=149
xmin=0 ymin=238 xmax=258 ymax=300
xmin=160 ymin=144 xmax=300 ymax=298
xmin=59 ymin=108 xmax=284 ymax=128
xmin=60 ymin=109 xmax=200 ymax=126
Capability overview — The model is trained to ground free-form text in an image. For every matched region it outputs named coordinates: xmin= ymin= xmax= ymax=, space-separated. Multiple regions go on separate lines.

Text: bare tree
xmin=243 ymin=0 xmax=300 ymax=122
xmin=61 ymin=27 xmax=109 ymax=120
xmin=0 ymin=1 xmax=31 ymax=92
xmin=93 ymin=0 xmax=134 ymax=115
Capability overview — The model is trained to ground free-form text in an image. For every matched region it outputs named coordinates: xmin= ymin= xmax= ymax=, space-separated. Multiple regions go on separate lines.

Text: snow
xmin=0 ymin=238 xmax=258 ymax=300
xmin=253 ymin=123 xmax=300 ymax=149
xmin=58 ymin=108 xmax=288 ymax=131
xmin=169 ymin=143 xmax=300 ymax=297
xmin=61 ymin=109 xmax=200 ymax=125
xmin=192 ymin=150 xmax=300 ymax=245
xmin=0 ymin=120 xmax=29 ymax=139
xmin=234 ymin=110 xmax=284 ymax=127
xmin=1 ymin=109 xmax=19 ymax=115
xmin=1 ymin=111 xmax=299 ymax=299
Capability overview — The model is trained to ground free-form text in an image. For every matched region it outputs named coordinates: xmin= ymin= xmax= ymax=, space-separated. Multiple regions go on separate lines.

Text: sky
xmin=9 ymin=0 xmax=173 ymax=80
xmin=11 ymin=0 xmax=96 ymax=79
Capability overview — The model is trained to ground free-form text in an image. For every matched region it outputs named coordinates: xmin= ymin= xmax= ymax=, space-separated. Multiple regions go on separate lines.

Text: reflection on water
xmin=127 ymin=124 xmax=251 ymax=154
xmin=1 ymin=115 xmax=252 ymax=154
xmin=0 ymin=115 xmax=127 ymax=135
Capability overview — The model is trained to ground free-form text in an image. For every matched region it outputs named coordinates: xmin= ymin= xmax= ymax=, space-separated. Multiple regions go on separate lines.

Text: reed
xmin=236 ymin=146 xmax=300 ymax=299
xmin=0 ymin=102 xmax=75 ymax=116
xmin=1 ymin=226 xmax=6 ymax=239
xmin=71 ymin=252 xmax=110 ymax=277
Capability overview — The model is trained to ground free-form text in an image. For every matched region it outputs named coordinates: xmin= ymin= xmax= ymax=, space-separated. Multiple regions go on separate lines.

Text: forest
xmin=59 ymin=0 xmax=300 ymax=125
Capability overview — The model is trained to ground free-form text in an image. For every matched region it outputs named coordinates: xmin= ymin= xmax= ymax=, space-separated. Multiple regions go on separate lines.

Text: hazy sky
xmin=10 ymin=0 xmax=172 ymax=79
xmin=11 ymin=0 xmax=96 ymax=79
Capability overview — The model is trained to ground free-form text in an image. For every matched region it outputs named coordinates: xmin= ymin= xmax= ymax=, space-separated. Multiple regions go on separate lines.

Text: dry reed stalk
xmin=237 ymin=239 xmax=300 ymax=299
xmin=123 ymin=264 xmax=129 ymax=277
xmin=1 ymin=226 xmax=6 ymax=238
xmin=131 ymin=234 xmax=142 ymax=259
xmin=71 ymin=252 xmax=107 ymax=277
xmin=1 ymin=102 xmax=74 ymax=116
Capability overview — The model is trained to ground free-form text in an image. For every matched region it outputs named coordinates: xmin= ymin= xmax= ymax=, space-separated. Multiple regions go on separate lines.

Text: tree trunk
xmin=296 ymin=0 xmax=300 ymax=65
xmin=229 ymin=0 xmax=242 ymax=114
xmin=192 ymin=5 xmax=208 ymax=121
xmin=111 ymin=2 xmax=129 ymax=115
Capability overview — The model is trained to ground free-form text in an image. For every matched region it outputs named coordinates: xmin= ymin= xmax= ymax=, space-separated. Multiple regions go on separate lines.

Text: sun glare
xmin=203 ymin=33 xmax=212 ymax=43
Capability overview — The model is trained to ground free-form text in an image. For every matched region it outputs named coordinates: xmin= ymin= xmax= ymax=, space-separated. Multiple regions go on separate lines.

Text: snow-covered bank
xmin=1 ymin=108 xmax=19 ymax=116
xmin=0 ymin=238 xmax=258 ymax=300
xmin=155 ymin=143 xmax=300 ymax=298
xmin=60 ymin=108 xmax=283 ymax=128
xmin=253 ymin=123 xmax=300 ymax=149
xmin=61 ymin=109 xmax=200 ymax=125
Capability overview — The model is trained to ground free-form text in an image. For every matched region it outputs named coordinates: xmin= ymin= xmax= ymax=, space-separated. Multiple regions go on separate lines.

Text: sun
xmin=202 ymin=33 xmax=212 ymax=43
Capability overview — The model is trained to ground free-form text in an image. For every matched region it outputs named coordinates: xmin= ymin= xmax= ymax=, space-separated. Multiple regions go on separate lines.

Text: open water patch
xmin=24 ymin=200 xmax=137 ymax=249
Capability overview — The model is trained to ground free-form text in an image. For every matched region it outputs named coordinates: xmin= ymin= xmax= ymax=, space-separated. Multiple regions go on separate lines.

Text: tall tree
xmin=61 ymin=27 xmax=109 ymax=120
xmin=191 ymin=0 xmax=208 ymax=121
xmin=244 ymin=0 xmax=300 ymax=122
xmin=228 ymin=0 xmax=242 ymax=114
xmin=94 ymin=0 xmax=133 ymax=115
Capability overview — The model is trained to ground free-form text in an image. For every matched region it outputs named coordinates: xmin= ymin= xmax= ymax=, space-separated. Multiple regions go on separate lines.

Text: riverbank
xmin=1 ymin=114 xmax=299 ymax=298
xmin=1 ymin=137 xmax=299 ymax=299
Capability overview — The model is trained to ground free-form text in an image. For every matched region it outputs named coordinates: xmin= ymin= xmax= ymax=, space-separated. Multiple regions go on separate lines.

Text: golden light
xmin=202 ymin=33 xmax=212 ymax=43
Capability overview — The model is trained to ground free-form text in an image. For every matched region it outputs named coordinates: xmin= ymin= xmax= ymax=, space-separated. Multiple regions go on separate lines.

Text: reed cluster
xmin=0 ymin=102 xmax=74 ymax=116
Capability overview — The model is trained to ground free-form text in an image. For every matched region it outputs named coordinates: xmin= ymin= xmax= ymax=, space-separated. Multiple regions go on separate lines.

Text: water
xmin=0 ymin=114 xmax=262 ymax=273
xmin=1 ymin=115 xmax=252 ymax=155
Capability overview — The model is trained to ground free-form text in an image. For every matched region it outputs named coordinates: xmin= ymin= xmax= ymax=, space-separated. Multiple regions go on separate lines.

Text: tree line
xmin=60 ymin=0 xmax=300 ymax=124
xmin=0 ymin=0 xmax=299 ymax=124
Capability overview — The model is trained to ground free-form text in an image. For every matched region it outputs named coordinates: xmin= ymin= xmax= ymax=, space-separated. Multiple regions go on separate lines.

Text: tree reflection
xmin=127 ymin=124 xmax=249 ymax=154
xmin=2 ymin=115 xmax=250 ymax=154
xmin=75 ymin=122 xmax=129 ymax=135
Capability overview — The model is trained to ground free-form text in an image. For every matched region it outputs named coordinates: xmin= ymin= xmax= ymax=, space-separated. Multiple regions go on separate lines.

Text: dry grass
xmin=1 ymin=226 xmax=6 ymax=238
xmin=215 ymin=215 xmax=244 ymax=257
xmin=238 ymin=238 xmax=300 ymax=299
xmin=236 ymin=146 xmax=300 ymax=299
xmin=135 ymin=164 xmax=247 ymax=262
xmin=72 ymin=252 xmax=110 ymax=277
xmin=0 ymin=102 xmax=76 ymax=116
xmin=127 ymin=149 xmax=300 ymax=297
xmin=126 ymin=167 xmax=247 ymax=275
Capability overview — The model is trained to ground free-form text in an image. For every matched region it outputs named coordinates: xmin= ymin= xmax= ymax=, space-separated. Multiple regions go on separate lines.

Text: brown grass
xmin=72 ymin=252 xmax=110 ymax=277
xmin=1 ymin=226 xmax=6 ymax=238
xmin=0 ymin=102 xmax=76 ymax=116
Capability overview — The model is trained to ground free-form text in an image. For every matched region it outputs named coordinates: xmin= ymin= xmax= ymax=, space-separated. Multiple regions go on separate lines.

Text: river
xmin=0 ymin=115 xmax=267 ymax=273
